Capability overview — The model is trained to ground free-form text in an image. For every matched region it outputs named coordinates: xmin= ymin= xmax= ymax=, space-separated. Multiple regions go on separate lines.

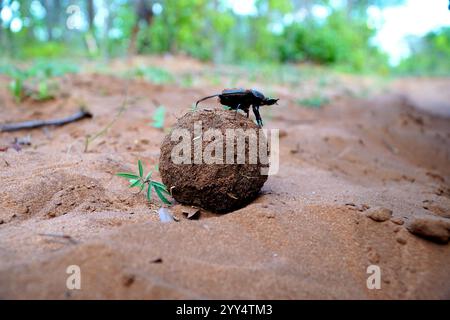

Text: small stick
xmin=84 ymin=81 xmax=130 ymax=152
xmin=0 ymin=109 xmax=92 ymax=132
xmin=38 ymin=233 xmax=78 ymax=244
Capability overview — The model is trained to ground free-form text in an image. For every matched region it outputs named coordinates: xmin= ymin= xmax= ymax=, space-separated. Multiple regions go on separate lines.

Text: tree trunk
xmin=0 ymin=9 xmax=3 ymax=49
xmin=101 ymin=0 xmax=114 ymax=59
xmin=87 ymin=0 xmax=95 ymax=32
xmin=128 ymin=0 xmax=154 ymax=55
xmin=43 ymin=0 xmax=53 ymax=41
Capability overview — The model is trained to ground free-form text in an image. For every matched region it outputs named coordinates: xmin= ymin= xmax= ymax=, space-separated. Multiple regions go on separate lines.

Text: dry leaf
xmin=182 ymin=207 xmax=200 ymax=219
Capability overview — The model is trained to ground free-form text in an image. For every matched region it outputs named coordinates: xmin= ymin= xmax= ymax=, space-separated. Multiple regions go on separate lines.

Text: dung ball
xmin=159 ymin=109 xmax=270 ymax=213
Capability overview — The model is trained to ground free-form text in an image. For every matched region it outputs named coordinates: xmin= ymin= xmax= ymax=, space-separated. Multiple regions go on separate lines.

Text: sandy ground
xmin=0 ymin=57 xmax=449 ymax=299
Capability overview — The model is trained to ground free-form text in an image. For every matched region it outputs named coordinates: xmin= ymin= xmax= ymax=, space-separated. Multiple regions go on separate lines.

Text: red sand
xmin=0 ymin=58 xmax=449 ymax=299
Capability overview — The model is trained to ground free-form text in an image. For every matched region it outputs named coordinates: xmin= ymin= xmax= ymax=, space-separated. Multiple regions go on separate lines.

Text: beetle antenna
xmin=195 ymin=94 xmax=221 ymax=108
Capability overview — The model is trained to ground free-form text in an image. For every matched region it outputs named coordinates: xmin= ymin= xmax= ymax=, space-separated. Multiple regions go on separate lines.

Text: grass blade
xmin=129 ymin=179 xmax=142 ymax=188
xmin=144 ymin=171 xmax=153 ymax=182
xmin=154 ymin=185 xmax=171 ymax=204
xmin=146 ymin=183 xmax=153 ymax=202
xmin=151 ymin=105 xmax=166 ymax=129
xmin=151 ymin=181 xmax=169 ymax=193
xmin=138 ymin=160 xmax=144 ymax=177
xmin=116 ymin=172 xmax=140 ymax=180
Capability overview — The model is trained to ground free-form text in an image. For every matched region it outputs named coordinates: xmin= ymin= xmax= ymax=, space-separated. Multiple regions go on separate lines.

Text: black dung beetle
xmin=195 ymin=88 xmax=279 ymax=127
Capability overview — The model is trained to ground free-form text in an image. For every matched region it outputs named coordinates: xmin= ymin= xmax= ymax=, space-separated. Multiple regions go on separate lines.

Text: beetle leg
xmin=252 ymin=105 xmax=263 ymax=127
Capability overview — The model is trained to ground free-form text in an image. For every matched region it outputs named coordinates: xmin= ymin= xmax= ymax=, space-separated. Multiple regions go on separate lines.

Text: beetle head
xmin=264 ymin=98 xmax=279 ymax=106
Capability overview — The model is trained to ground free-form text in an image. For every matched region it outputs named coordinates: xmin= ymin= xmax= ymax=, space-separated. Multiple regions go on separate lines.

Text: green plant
xmin=37 ymin=81 xmax=51 ymax=100
xmin=22 ymin=42 xmax=68 ymax=59
xmin=9 ymin=77 xmax=24 ymax=103
xmin=27 ymin=61 xmax=79 ymax=77
xmin=132 ymin=67 xmax=174 ymax=84
xmin=2 ymin=62 xmax=76 ymax=103
xmin=151 ymin=105 xmax=166 ymax=129
xmin=31 ymin=80 xmax=58 ymax=101
xmin=85 ymin=84 xmax=130 ymax=152
xmin=116 ymin=160 xmax=171 ymax=205
xmin=180 ymin=73 xmax=194 ymax=87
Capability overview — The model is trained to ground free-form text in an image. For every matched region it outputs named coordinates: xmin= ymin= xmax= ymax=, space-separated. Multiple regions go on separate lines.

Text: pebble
xmin=367 ymin=250 xmax=380 ymax=264
xmin=365 ymin=207 xmax=392 ymax=222
xmin=406 ymin=217 xmax=450 ymax=244
xmin=265 ymin=212 xmax=275 ymax=219
xmin=390 ymin=217 xmax=404 ymax=225
xmin=396 ymin=231 xmax=408 ymax=245
xmin=150 ymin=258 xmax=163 ymax=264
xmin=122 ymin=274 xmax=135 ymax=287
xmin=360 ymin=204 xmax=370 ymax=211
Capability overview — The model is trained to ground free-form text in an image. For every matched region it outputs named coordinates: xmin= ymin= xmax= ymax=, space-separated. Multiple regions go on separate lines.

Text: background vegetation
xmin=0 ymin=0 xmax=449 ymax=75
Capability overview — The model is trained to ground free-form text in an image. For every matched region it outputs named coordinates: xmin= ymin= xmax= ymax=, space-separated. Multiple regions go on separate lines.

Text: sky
xmin=370 ymin=0 xmax=450 ymax=64
xmin=228 ymin=0 xmax=450 ymax=65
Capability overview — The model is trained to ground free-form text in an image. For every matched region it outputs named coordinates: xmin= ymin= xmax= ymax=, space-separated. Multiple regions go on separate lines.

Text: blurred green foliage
xmin=8 ymin=77 xmax=24 ymax=103
xmin=151 ymin=105 xmax=167 ymax=129
xmin=22 ymin=42 xmax=68 ymax=59
xmin=396 ymin=27 xmax=450 ymax=76
xmin=279 ymin=11 xmax=389 ymax=73
xmin=298 ymin=95 xmax=330 ymax=108
xmin=144 ymin=0 xmax=217 ymax=60
xmin=0 ymin=61 xmax=78 ymax=102
xmin=130 ymin=66 xmax=174 ymax=84
xmin=0 ymin=61 xmax=79 ymax=78
xmin=0 ymin=0 xmax=446 ymax=76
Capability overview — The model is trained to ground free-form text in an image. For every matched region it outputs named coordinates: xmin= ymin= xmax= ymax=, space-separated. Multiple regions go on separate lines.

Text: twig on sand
xmin=0 ymin=109 xmax=92 ymax=132
xmin=382 ymin=139 xmax=399 ymax=154
xmin=84 ymin=81 xmax=130 ymax=152
xmin=38 ymin=233 xmax=79 ymax=245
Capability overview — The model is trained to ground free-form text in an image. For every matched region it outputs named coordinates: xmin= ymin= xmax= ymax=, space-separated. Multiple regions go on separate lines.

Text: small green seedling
xmin=3 ymin=62 xmax=73 ymax=103
xmin=151 ymin=105 xmax=166 ymax=129
xmin=31 ymin=80 xmax=57 ymax=101
xmin=37 ymin=81 xmax=50 ymax=100
xmin=181 ymin=73 xmax=194 ymax=87
xmin=9 ymin=77 xmax=24 ymax=103
xmin=116 ymin=160 xmax=171 ymax=205
xmin=133 ymin=67 xmax=174 ymax=85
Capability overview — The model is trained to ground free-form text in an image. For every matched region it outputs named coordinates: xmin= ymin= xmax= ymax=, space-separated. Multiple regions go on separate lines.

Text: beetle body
xmin=195 ymin=88 xmax=279 ymax=127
